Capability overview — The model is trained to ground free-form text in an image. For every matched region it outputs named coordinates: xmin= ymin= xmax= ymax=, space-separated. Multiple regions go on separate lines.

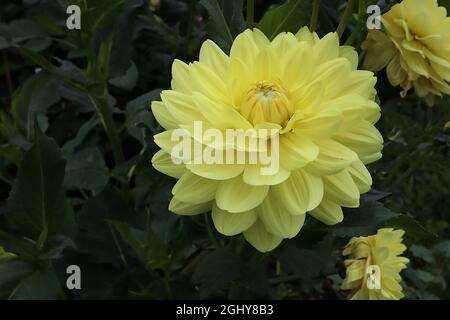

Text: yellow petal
xmin=161 ymin=90 xmax=205 ymax=125
xmin=348 ymin=160 xmax=372 ymax=193
xmin=243 ymin=163 xmax=290 ymax=186
xmin=192 ymin=92 xmax=252 ymax=130
xmin=305 ymin=139 xmax=358 ymax=176
xmin=152 ymin=150 xmax=186 ymax=178
xmin=257 ymin=192 xmax=306 ymax=238
xmin=169 ymin=198 xmax=212 ymax=215
xmin=216 ymin=175 xmax=269 ymax=213
xmin=323 ymin=170 xmax=360 ymax=208
xmin=199 ymin=39 xmax=229 ymax=79
xmin=272 ymin=170 xmax=323 ymax=214
xmin=189 ymin=62 xmax=229 ymax=104
xmin=280 ymin=132 xmax=319 ymax=170
xmin=294 ymin=108 xmax=343 ymax=139
xmin=309 ymin=198 xmax=343 ymax=225
xmin=333 ymin=120 xmax=383 ymax=164
xmin=172 ymin=171 xmax=220 ymax=204
xmin=230 ymin=29 xmax=260 ymax=68
xmin=339 ymin=45 xmax=359 ymax=70
xmin=171 ymin=59 xmax=193 ymax=93
xmin=243 ymin=219 xmax=283 ymax=252
xmin=151 ymin=101 xmax=178 ymax=130
xmin=212 ymin=203 xmax=257 ymax=236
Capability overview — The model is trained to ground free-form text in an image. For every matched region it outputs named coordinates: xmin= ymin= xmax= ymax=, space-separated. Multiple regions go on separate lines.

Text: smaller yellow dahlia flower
xmin=362 ymin=0 xmax=450 ymax=105
xmin=341 ymin=228 xmax=409 ymax=300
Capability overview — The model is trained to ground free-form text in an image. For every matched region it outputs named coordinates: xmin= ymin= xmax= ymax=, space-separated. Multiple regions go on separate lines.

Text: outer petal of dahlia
xmin=271 ymin=170 xmax=323 ymax=215
xmin=151 ymin=101 xmax=178 ymax=130
xmin=304 ymin=139 xmax=358 ymax=176
xmin=322 ymin=170 xmax=360 ymax=208
xmin=333 ymin=120 xmax=383 ymax=165
xmin=324 ymin=95 xmax=380 ymax=130
xmin=309 ymin=197 xmax=343 ymax=225
xmin=243 ymin=219 xmax=283 ymax=253
xmin=161 ymin=90 xmax=206 ymax=124
xmin=339 ymin=45 xmax=359 ymax=70
xmin=170 ymin=59 xmax=194 ymax=94
xmin=347 ymin=160 xmax=373 ymax=193
xmin=169 ymin=198 xmax=213 ymax=215
xmin=152 ymin=150 xmax=186 ymax=179
xmin=361 ymin=30 xmax=397 ymax=72
xmin=199 ymin=39 xmax=229 ymax=79
xmin=211 ymin=203 xmax=257 ymax=236
xmin=257 ymin=192 xmax=306 ymax=238
xmin=172 ymin=171 xmax=219 ymax=204
xmin=215 ymin=175 xmax=269 ymax=213
xmin=386 ymin=55 xmax=408 ymax=86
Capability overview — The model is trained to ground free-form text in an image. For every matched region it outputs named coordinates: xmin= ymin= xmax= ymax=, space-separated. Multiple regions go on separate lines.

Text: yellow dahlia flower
xmin=341 ymin=228 xmax=409 ymax=300
xmin=362 ymin=0 xmax=450 ymax=105
xmin=151 ymin=27 xmax=383 ymax=252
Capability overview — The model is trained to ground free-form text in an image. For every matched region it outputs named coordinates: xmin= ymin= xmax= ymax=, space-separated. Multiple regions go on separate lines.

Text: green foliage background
xmin=0 ymin=0 xmax=449 ymax=299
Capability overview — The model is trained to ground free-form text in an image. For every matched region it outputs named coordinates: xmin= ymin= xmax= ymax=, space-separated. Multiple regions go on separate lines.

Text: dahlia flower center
xmin=240 ymin=81 xmax=292 ymax=126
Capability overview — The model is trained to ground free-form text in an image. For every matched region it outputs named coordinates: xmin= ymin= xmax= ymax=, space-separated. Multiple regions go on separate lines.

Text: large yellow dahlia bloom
xmin=341 ymin=228 xmax=409 ymax=300
xmin=362 ymin=0 xmax=450 ymax=105
xmin=151 ymin=27 xmax=383 ymax=252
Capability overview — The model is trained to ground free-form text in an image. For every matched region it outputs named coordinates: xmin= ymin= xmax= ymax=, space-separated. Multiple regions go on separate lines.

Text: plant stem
xmin=269 ymin=274 xmax=302 ymax=285
xmin=310 ymin=0 xmax=320 ymax=32
xmin=344 ymin=0 xmax=365 ymax=45
xmin=89 ymin=95 xmax=125 ymax=165
xmin=246 ymin=0 xmax=255 ymax=29
xmin=336 ymin=0 xmax=356 ymax=38
xmin=390 ymin=148 xmax=432 ymax=189
xmin=2 ymin=51 xmax=13 ymax=97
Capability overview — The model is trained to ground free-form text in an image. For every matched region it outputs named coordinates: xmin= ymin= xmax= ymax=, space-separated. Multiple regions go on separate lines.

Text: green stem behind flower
xmin=247 ymin=0 xmax=255 ymax=29
xmin=89 ymin=95 xmax=125 ymax=165
xmin=310 ymin=0 xmax=320 ymax=32
xmin=344 ymin=0 xmax=366 ymax=46
xmin=336 ymin=0 xmax=356 ymax=38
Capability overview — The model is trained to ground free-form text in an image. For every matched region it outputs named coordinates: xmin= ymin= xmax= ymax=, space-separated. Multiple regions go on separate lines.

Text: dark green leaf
xmin=200 ymin=0 xmax=246 ymax=51
xmin=257 ymin=0 xmax=312 ymax=40
xmin=4 ymin=129 xmax=75 ymax=244
xmin=64 ymin=147 xmax=109 ymax=193
xmin=388 ymin=214 xmax=437 ymax=241
xmin=328 ymin=199 xmax=399 ymax=237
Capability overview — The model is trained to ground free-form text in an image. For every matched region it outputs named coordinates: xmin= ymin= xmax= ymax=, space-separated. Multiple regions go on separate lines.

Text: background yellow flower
xmin=362 ymin=0 xmax=450 ymax=105
xmin=341 ymin=228 xmax=409 ymax=300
